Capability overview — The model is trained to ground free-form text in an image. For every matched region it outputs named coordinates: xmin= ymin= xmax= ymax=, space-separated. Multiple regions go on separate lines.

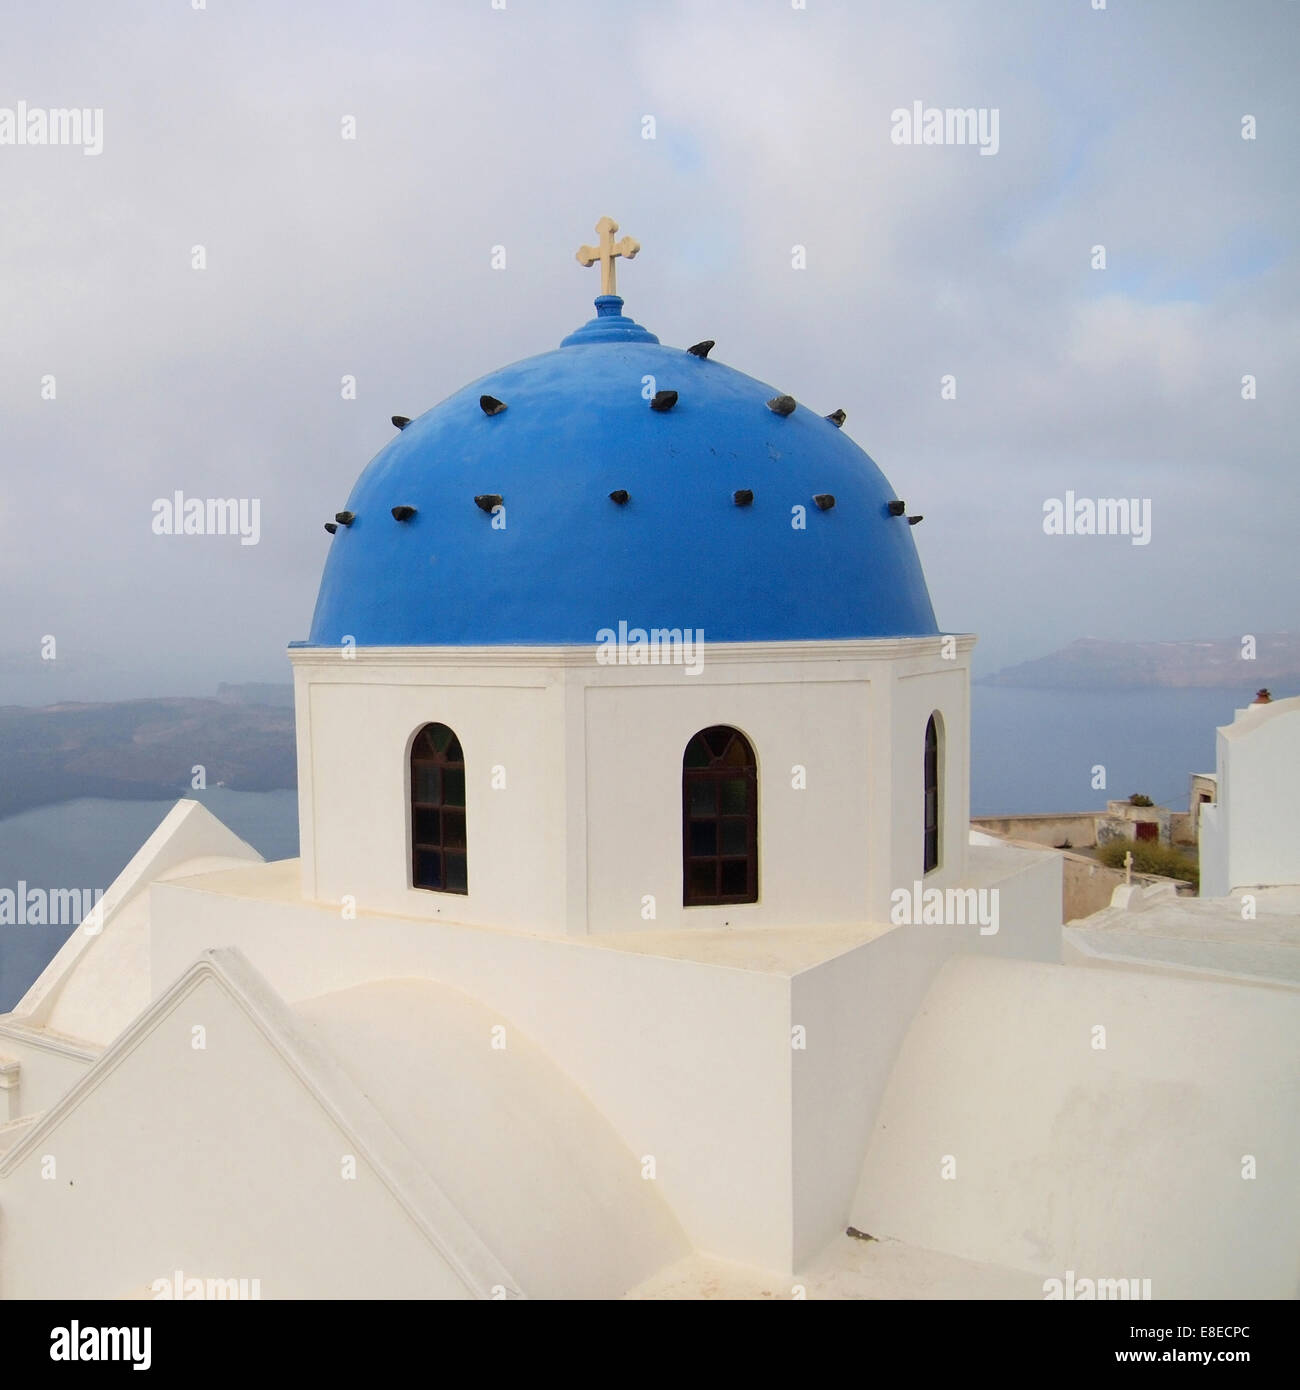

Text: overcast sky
xmin=1 ymin=0 xmax=1295 ymax=703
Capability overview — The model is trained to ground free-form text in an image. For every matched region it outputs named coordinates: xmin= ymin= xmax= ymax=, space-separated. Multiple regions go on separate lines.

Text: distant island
xmin=980 ymin=635 xmax=1300 ymax=691
xmin=0 ymin=684 xmax=296 ymax=820
xmin=215 ymin=681 xmax=295 ymax=709
xmin=3 ymin=639 xmax=1296 ymax=823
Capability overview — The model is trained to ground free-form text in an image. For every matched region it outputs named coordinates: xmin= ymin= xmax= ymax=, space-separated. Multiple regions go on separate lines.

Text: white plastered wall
xmin=851 ymin=956 xmax=1300 ymax=1298
xmin=0 ymin=966 xmax=475 ymax=1299
xmin=290 ymin=636 xmax=973 ymax=935
xmin=791 ymin=843 xmax=1062 ymax=1266
xmin=148 ymin=838 xmax=1061 ymax=1274
xmin=1199 ymin=696 xmax=1300 ymax=896
xmin=0 ymin=800 xmax=264 ymax=1115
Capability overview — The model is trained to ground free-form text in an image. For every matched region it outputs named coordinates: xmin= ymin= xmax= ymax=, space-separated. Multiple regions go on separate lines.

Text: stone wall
xmin=970 ymin=813 xmax=1099 ymax=849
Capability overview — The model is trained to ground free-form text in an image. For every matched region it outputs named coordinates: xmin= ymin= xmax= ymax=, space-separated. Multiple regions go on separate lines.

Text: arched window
xmin=924 ymin=713 xmax=941 ymax=874
xmin=410 ymin=723 xmax=467 ymax=894
xmin=683 ymin=726 xmax=758 ymax=906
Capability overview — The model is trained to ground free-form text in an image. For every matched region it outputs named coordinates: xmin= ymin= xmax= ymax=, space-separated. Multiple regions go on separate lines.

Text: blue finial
xmin=561 ymin=297 xmax=660 ymax=347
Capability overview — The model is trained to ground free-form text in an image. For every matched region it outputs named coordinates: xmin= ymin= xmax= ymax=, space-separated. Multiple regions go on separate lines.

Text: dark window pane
xmin=442 ymin=810 xmax=466 ymax=850
xmin=444 ymin=853 xmax=467 ymax=893
xmin=703 ymin=727 xmax=730 ymax=759
xmin=719 ymin=819 xmax=747 ymax=856
xmin=721 ymin=736 xmax=751 ymax=768
xmin=720 ymin=860 xmax=748 ymax=895
xmin=442 ymin=766 xmax=466 ymax=808
xmin=413 ymin=763 xmax=440 ymax=804
xmin=411 ymin=724 xmax=467 ymax=894
xmin=684 ymin=736 xmax=711 ymax=769
xmin=688 ymin=780 xmax=716 ymax=817
xmin=683 ymin=726 xmax=757 ymax=907
xmin=689 ymin=821 xmax=717 ymax=856
xmin=688 ymin=861 xmax=715 ymax=898
xmin=924 ymin=714 xmax=940 ymax=872
xmin=413 ymin=850 xmax=442 ymax=889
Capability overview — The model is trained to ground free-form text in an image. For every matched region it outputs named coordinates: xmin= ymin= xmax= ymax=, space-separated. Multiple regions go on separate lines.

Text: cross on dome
xmin=575 ymin=216 xmax=640 ymax=296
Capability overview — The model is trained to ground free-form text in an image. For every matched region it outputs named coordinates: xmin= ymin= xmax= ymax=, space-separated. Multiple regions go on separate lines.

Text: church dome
xmin=306 ymin=293 xmax=938 ymax=647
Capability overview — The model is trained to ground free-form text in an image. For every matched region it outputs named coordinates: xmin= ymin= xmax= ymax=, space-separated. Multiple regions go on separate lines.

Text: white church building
xmin=1199 ymin=691 xmax=1300 ymax=899
xmin=0 ymin=224 xmax=1296 ymax=1300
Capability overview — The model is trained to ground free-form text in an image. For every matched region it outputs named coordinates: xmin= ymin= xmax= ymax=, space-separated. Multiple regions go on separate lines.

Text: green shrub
xmin=1095 ymin=838 xmax=1198 ymax=890
xmin=1128 ymin=793 xmax=1154 ymax=807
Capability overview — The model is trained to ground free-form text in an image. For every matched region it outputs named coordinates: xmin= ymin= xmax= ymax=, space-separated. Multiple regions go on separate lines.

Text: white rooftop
xmin=629 ymin=1235 xmax=1044 ymax=1300
xmin=1067 ymin=886 xmax=1300 ymax=989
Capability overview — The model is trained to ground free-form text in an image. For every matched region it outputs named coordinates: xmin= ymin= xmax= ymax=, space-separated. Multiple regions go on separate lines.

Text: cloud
xmin=0 ymin=0 xmax=1296 ymax=700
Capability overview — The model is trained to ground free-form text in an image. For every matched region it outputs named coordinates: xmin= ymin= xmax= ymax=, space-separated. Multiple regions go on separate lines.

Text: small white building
xmin=1 ymin=229 xmax=1296 ymax=1300
xmin=1200 ymin=692 xmax=1300 ymax=897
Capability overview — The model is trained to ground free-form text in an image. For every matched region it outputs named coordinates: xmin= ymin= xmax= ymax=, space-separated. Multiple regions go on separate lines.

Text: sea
xmin=0 ymin=788 xmax=298 ymax=1013
xmin=0 ymin=685 xmax=1261 ymax=1010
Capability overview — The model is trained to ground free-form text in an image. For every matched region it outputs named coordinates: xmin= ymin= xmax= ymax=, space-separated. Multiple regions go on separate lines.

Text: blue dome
xmin=304 ymin=296 xmax=937 ymax=647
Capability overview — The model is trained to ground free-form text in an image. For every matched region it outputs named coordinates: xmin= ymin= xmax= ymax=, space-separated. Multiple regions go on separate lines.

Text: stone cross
xmin=576 ymin=217 xmax=640 ymax=296
xmin=1123 ymin=849 xmax=1133 ymax=885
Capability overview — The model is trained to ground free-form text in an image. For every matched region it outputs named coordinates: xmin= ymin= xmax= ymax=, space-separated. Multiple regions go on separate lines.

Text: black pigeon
xmin=825 ymin=409 xmax=846 ymax=428
xmin=391 ymin=505 xmax=417 ymax=521
xmin=480 ymin=395 xmax=507 ymax=416
xmin=609 ymin=490 xmax=630 ymax=505
xmin=392 ymin=415 xmax=411 ymax=430
xmin=334 ymin=511 xmax=355 ymax=526
xmin=907 ymin=514 xmax=923 ymax=525
xmin=475 ymin=493 xmax=503 ymax=512
xmin=767 ymin=395 xmax=796 ymax=416
xmin=687 ymin=340 xmax=715 ymax=359
xmin=733 ymin=489 xmax=754 ymax=507
xmin=650 ymin=390 xmax=678 ymax=412
xmin=324 ymin=522 xmax=338 ymax=534
xmin=813 ymin=494 xmax=836 ymax=511
xmin=887 ymin=500 xmax=906 ymax=516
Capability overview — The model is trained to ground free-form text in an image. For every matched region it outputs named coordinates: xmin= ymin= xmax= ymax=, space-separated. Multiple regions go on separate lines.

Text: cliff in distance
xmin=0 ymin=688 xmax=295 ymax=820
xmin=980 ymin=634 xmax=1300 ymax=691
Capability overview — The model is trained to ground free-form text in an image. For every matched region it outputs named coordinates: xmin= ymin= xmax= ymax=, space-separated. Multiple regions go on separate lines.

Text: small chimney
xmin=1252 ymin=688 xmax=1273 ymax=705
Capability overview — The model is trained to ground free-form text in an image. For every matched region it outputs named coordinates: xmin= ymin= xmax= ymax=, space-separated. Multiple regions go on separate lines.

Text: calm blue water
xmin=969 ymin=685 xmax=1254 ymax=816
xmin=0 ymin=685 xmax=1258 ymax=1011
xmin=0 ymin=788 xmax=298 ymax=1012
